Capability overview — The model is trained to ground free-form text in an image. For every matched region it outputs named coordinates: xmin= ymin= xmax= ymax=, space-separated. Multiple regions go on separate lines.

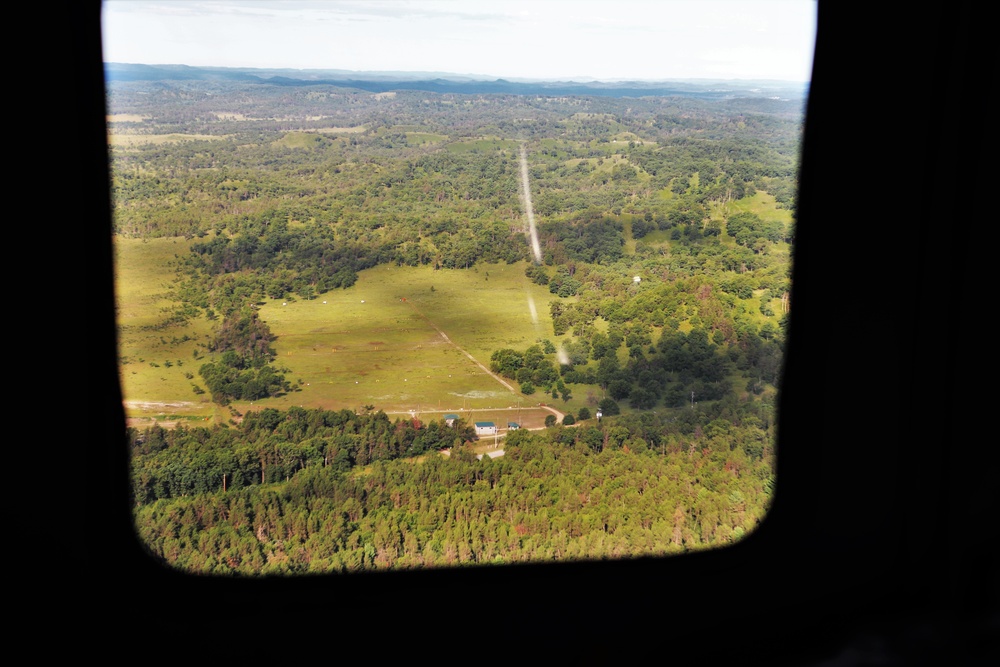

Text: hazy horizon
xmin=104 ymin=60 xmax=811 ymax=86
xmin=102 ymin=1 xmax=816 ymax=83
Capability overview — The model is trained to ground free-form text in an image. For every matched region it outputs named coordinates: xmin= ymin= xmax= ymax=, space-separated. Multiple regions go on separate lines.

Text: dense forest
xmin=110 ymin=73 xmax=799 ymax=573
xmin=130 ymin=400 xmax=775 ymax=573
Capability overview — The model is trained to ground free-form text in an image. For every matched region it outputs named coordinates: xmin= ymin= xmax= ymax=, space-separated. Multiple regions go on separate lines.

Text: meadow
xmin=108 ymin=133 xmax=228 ymax=148
xmin=115 ymin=242 xmax=585 ymax=426
xmin=116 ymin=199 xmax=789 ymax=427
xmin=115 ymin=237 xmax=220 ymax=425
xmin=249 ymin=261 xmax=580 ymax=415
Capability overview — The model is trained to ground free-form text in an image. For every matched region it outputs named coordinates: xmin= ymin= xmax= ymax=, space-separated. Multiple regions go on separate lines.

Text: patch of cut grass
xmin=109 ymin=133 xmax=226 ymax=147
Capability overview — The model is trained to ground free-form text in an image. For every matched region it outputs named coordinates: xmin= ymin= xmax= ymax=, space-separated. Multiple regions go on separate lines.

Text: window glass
xmin=105 ymin=0 xmax=815 ymax=574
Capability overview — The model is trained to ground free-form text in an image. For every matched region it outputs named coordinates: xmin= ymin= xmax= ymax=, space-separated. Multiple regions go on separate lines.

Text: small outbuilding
xmin=475 ymin=421 xmax=497 ymax=436
xmin=507 ymin=422 xmax=520 ymax=430
xmin=444 ymin=414 xmax=459 ymax=427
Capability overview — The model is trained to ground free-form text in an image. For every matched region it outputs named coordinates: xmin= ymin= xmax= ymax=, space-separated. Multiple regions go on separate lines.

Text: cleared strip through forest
xmin=519 ymin=143 xmax=543 ymax=264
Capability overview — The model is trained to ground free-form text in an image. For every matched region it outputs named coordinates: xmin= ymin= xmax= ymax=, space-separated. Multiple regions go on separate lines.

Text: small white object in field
xmin=283 ymin=302 xmax=287 ymax=306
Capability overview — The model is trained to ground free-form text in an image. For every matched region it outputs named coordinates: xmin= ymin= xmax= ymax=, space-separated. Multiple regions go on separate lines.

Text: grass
xmin=406 ymin=132 xmax=448 ymax=146
xmin=108 ymin=133 xmax=227 ymax=147
xmin=113 ymin=237 xmax=590 ymax=421
xmin=610 ymin=132 xmax=649 ymax=144
xmin=114 ymin=237 xmax=219 ymax=421
xmin=714 ymin=190 xmax=793 ymax=225
xmin=247 ymin=261 xmax=574 ymax=415
xmin=656 ymin=187 xmax=677 ymax=202
xmin=445 ymin=138 xmax=520 ymax=153
xmin=315 ymin=125 xmax=367 ymax=134
xmin=114 ymin=196 xmax=788 ymax=424
xmin=274 ymin=132 xmax=331 ymax=149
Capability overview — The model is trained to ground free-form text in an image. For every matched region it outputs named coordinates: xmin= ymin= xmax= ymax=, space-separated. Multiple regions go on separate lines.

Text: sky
xmin=102 ymin=0 xmax=816 ymax=82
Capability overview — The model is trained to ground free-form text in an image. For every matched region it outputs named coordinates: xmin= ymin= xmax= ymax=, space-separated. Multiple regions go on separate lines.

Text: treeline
xmin=131 ymin=402 xmax=776 ymax=574
xmin=110 ymin=81 xmax=801 ymax=241
xmin=129 ymin=407 xmax=477 ymax=505
xmin=489 ymin=343 xmax=568 ymax=400
xmin=490 ymin=317 xmax=781 ymax=414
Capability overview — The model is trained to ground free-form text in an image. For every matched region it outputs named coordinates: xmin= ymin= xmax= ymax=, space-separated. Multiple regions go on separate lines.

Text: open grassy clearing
xmin=657 ymin=186 xmax=678 ymax=202
xmin=107 ymin=114 xmax=149 ymax=123
xmin=210 ymin=113 xmax=303 ymax=121
xmin=315 ymin=125 xmax=367 ymax=134
xmin=589 ymin=153 xmax=633 ymax=174
xmin=243 ymin=261 xmax=583 ymax=416
xmin=382 ymin=262 xmax=587 ymax=415
xmin=273 ymin=132 xmax=332 ymax=149
xmin=250 ymin=285 xmax=506 ymax=414
xmin=635 ymin=228 xmax=674 ymax=245
xmin=405 ymin=132 xmax=448 ymax=145
xmin=712 ymin=190 xmax=792 ymax=225
xmin=610 ymin=132 xmax=648 ymax=144
xmin=114 ymin=237 xmax=218 ymax=421
xmin=114 ymin=238 xmax=764 ymax=426
xmin=108 ymin=133 xmax=228 ymax=147
xmin=445 ymin=138 xmax=520 ymax=153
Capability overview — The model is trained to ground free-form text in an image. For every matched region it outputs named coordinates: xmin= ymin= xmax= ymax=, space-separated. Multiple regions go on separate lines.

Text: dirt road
xmin=403 ymin=300 xmax=518 ymax=393
xmin=518 ymin=143 xmax=543 ymax=264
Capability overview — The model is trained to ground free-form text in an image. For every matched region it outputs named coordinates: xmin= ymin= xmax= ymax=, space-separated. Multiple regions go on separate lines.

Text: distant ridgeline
xmin=105 ymin=63 xmax=808 ymax=101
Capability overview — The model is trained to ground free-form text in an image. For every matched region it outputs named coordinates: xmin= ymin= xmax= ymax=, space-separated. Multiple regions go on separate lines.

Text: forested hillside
xmin=110 ymin=74 xmax=799 ymax=572
xmin=131 ymin=401 xmax=774 ymax=573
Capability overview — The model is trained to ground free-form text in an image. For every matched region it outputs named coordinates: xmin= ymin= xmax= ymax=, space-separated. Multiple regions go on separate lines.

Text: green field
xmin=445 ymin=138 xmax=520 ymax=153
xmin=115 ymin=237 xmax=221 ymax=424
xmin=273 ymin=132 xmax=332 ymax=149
xmin=114 ymin=190 xmax=791 ymax=426
xmin=406 ymin=132 xmax=448 ymax=145
xmin=712 ymin=190 xmax=793 ymax=224
xmin=251 ymin=261 xmax=574 ymax=415
xmin=109 ymin=133 xmax=228 ymax=148
xmin=115 ymin=243 xmax=587 ymax=423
